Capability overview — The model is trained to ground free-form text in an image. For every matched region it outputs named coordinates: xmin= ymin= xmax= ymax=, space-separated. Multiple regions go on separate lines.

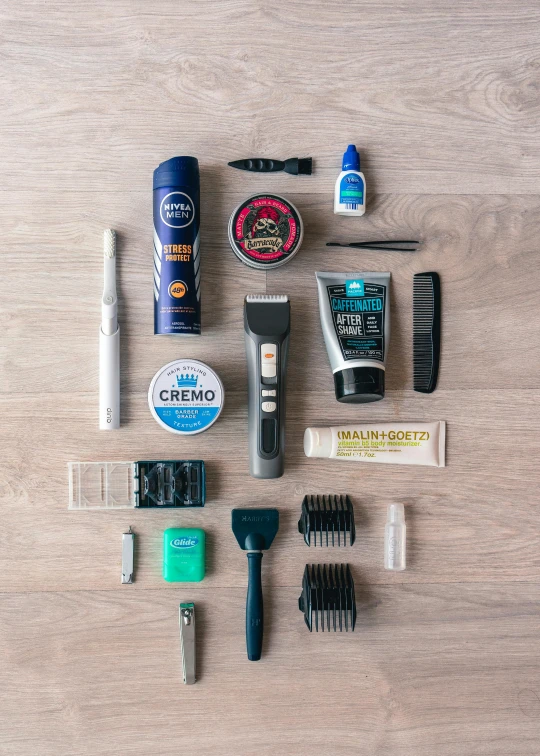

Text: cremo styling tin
xmin=228 ymin=193 xmax=303 ymax=270
xmin=148 ymin=359 xmax=224 ymax=435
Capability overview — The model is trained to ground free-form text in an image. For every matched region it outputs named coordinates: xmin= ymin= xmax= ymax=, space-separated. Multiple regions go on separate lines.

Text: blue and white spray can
xmin=153 ymin=157 xmax=201 ymax=335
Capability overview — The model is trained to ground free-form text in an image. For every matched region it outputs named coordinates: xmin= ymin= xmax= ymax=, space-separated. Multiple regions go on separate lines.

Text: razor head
xmin=244 ymin=295 xmax=290 ymax=337
xmin=298 ymin=564 xmax=356 ymax=632
xmin=298 ymin=494 xmax=355 ymax=546
xmin=231 ymin=508 xmax=279 ymax=551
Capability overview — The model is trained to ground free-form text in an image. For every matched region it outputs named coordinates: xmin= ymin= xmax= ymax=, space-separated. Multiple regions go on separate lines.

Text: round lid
xmin=334 ymin=366 xmax=385 ymax=403
xmin=148 ymin=359 xmax=224 ymax=435
xmin=228 ymin=194 xmax=303 ymax=270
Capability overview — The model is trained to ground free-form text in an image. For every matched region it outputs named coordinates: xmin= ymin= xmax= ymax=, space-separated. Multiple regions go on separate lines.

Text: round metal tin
xmin=148 ymin=359 xmax=224 ymax=435
xmin=228 ymin=193 xmax=303 ymax=270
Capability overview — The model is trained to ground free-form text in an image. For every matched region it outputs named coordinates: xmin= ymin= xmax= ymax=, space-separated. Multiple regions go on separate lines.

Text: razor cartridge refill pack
xmin=298 ymin=494 xmax=355 ymax=547
xmin=68 ymin=460 xmax=206 ymax=509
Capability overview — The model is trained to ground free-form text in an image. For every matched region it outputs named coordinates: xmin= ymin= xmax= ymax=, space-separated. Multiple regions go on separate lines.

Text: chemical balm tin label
xmin=148 ymin=359 xmax=224 ymax=435
xmin=228 ymin=194 xmax=303 ymax=270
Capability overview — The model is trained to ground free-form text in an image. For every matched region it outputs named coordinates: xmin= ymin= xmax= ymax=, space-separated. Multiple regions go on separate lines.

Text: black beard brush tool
xmin=228 ymin=157 xmax=312 ymax=176
xmin=298 ymin=494 xmax=355 ymax=547
xmin=232 ymin=508 xmax=279 ymax=661
xmin=299 ymin=564 xmax=356 ymax=632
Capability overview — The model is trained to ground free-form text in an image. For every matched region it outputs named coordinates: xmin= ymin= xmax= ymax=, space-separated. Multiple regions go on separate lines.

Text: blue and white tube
xmin=153 ymin=157 xmax=201 ymax=335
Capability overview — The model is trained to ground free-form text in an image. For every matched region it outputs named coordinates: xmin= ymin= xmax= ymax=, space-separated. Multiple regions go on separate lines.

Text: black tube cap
xmin=334 ymin=366 xmax=385 ymax=403
xmin=153 ymin=156 xmax=199 ymax=190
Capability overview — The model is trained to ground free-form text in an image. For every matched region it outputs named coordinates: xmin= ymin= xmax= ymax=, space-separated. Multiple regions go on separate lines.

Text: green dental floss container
xmin=163 ymin=527 xmax=205 ymax=582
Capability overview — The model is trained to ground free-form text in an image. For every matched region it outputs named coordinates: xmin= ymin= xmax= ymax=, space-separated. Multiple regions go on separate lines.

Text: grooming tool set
xmin=72 ymin=146 xmax=444 ymax=680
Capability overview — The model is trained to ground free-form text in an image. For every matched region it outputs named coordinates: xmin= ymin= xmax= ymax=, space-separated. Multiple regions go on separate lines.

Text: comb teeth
xmin=298 ymin=495 xmax=355 ymax=546
xmin=298 ymin=564 xmax=356 ymax=632
xmin=413 ymin=272 xmax=441 ymax=393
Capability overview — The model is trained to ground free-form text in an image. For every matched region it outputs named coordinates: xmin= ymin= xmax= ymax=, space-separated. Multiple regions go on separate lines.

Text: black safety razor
xmin=244 ymin=295 xmax=290 ymax=479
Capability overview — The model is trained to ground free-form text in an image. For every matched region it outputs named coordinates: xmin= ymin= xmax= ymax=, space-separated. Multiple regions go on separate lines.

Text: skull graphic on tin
xmin=228 ymin=194 xmax=303 ymax=269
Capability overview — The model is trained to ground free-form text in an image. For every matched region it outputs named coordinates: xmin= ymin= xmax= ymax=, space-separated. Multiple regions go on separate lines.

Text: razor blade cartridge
xmin=140 ymin=461 xmax=205 ymax=507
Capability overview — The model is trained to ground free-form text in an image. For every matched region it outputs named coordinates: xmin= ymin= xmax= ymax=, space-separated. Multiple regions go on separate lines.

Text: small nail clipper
xmin=179 ymin=602 xmax=196 ymax=684
xmin=121 ymin=527 xmax=134 ymax=584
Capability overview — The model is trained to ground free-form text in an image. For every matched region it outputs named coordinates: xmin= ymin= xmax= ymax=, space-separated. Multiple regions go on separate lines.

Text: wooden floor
xmin=1 ymin=1 xmax=540 ymax=754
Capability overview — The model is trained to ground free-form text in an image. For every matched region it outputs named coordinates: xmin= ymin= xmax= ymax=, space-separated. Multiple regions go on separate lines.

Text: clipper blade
xmin=298 ymin=495 xmax=355 ymax=546
xmin=298 ymin=564 xmax=356 ymax=632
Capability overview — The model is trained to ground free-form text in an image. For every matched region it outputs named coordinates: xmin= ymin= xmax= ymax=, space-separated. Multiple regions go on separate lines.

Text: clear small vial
xmin=384 ymin=503 xmax=406 ymax=571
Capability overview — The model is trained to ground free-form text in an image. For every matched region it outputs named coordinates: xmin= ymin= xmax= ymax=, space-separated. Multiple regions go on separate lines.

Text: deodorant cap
xmin=334 ymin=366 xmax=385 ymax=403
xmin=304 ymin=427 xmax=333 ymax=458
xmin=153 ymin=156 xmax=199 ymax=190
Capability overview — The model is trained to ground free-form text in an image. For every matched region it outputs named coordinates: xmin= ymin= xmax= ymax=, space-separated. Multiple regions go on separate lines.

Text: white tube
xmin=99 ymin=327 xmax=120 ymax=429
xmin=304 ymin=422 xmax=445 ymax=467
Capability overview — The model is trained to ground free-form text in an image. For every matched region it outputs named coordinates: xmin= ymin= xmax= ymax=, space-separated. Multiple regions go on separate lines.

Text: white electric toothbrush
xmin=99 ymin=229 xmax=120 ymax=429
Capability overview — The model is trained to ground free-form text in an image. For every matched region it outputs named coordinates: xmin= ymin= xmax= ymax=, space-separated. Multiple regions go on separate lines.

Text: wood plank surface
xmin=1 ymin=1 xmax=539 ymax=754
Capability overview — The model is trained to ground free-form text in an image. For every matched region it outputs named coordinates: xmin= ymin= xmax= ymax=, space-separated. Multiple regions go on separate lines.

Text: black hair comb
xmin=298 ymin=563 xmax=356 ymax=632
xmin=413 ymin=272 xmax=441 ymax=393
xmin=298 ymin=494 xmax=355 ymax=546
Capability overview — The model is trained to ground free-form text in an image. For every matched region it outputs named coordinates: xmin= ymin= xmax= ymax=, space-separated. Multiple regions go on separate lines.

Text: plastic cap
xmin=387 ymin=503 xmax=405 ymax=525
xmin=334 ymin=366 xmax=384 ymax=403
xmin=153 ymin=156 xmax=199 ymax=190
xmin=342 ymin=144 xmax=360 ymax=171
xmin=304 ymin=427 xmax=333 ymax=458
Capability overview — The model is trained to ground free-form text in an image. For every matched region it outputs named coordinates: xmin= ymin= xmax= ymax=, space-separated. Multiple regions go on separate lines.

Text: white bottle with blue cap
xmin=334 ymin=144 xmax=366 ymax=216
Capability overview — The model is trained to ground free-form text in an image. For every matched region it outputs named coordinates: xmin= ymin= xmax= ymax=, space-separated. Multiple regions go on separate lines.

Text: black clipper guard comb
xmin=298 ymin=564 xmax=356 ymax=632
xmin=298 ymin=495 xmax=355 ymax=546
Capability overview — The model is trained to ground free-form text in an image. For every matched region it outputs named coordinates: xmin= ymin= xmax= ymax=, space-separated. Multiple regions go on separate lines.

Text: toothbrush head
xmin=104 ymin=229 xmax=116 ymax=258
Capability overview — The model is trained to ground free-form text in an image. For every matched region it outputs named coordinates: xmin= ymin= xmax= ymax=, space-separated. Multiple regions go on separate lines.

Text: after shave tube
xmin=304 ymin=422 xmax=445 ymax=468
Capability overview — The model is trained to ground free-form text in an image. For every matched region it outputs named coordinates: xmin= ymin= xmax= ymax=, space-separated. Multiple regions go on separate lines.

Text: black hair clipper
xmin=244 ymin=295 xmax=290 ymax=479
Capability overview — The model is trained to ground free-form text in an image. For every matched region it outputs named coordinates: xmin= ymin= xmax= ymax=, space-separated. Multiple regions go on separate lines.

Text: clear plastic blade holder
xmin=68 ymin=462 xmax=135 ymax=510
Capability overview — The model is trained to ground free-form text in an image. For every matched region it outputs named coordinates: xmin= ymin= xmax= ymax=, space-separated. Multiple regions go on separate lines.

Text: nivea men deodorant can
xmin=153 ymin=157 xmax=201 ymax=335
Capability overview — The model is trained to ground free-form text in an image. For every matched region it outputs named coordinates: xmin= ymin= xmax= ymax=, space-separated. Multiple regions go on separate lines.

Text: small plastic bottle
xmin=334 ymin=144 xmax=366 ymax=216
xmin=384 ymin=503 xmax=406 ymax=571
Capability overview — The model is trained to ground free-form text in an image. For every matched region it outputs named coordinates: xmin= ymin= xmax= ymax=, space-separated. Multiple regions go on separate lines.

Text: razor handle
xmin=244 ymin=308 xmax=290 ymax=479
xmin=246 ymin=552 xmax=264 ymax=661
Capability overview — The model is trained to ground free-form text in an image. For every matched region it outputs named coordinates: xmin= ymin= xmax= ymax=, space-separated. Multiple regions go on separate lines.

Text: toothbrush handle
xmin=246 ymin=551 xmax=264 ymax=661
xmin=99 ymin=327 xmax=120 ymax=429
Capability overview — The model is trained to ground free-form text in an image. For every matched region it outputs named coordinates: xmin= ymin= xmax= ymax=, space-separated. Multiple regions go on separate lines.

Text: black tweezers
xmin=326 ymin=240 xmax=420 ymax=252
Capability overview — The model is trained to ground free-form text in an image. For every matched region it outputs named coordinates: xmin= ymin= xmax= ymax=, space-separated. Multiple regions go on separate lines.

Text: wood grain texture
xmin=1 ymin=0 xmax=539 ymax=754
